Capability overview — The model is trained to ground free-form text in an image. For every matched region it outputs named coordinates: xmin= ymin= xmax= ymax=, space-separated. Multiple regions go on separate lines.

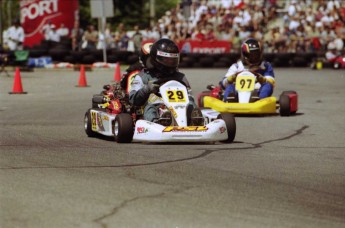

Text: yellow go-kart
xmin=197 ymin=70 xmax=298 ymax=116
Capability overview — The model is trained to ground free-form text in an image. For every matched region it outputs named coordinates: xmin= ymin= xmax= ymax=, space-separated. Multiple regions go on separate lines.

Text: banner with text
xmin=179 ymin=40 xmax=231 ymax=54
xmin=20 ymin=0 xmax=79 ymax=47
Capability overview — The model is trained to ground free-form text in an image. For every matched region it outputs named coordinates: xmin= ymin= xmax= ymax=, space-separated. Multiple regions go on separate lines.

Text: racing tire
xmin=217 ymin=113 xmax=236 ymax=143
xmin=199 ymin=95 xmax=205 ymax=108
xmin=279 ymin=95 xmax=291 ymax=116
xmin=113 ymin=113 xmax=134 ymax=143
xmin=84 ymin=109 xmax=97 ymax=137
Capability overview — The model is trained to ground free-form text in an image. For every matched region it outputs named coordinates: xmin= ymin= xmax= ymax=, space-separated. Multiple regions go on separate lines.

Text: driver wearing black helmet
xmin=220 ymin=38 xmax=275 ymax=101
xmin=129 ymin=38 xmax=202 ymax=126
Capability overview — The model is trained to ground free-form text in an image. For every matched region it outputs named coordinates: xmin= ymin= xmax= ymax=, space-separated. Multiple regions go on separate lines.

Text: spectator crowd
xmin=2 ymin=0 xmax=344 ymax=57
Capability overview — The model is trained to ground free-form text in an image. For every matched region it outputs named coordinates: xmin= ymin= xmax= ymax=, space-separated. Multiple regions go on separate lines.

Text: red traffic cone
xmin=9 ymin=67 xmax=27 ymax=94
xmin=113 ymin=62 xmax=121 ymax=82
xmin=76 ymin=65 xmax=89 ymax=87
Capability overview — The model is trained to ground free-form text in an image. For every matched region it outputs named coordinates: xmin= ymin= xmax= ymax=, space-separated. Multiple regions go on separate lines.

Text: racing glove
xmin=143 ymin=81 xmax=159 ymax=94
xmin=226 ymin=75 xmax=236 ymax=83
xmin=256 ymin=74 xmax=267 ymax=84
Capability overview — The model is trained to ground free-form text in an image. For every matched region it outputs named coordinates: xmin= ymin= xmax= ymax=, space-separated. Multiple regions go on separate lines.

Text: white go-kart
xmin=84 ymin=79 xmax=236 ymax=143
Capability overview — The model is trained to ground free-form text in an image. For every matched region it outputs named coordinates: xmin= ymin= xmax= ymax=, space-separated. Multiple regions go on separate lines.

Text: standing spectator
xmin=191 ymin=27 xmax=205 ymax=41
xmin=70 ymin=20 xmax=84 ymax=51
xmin=151 ymin=25 xmax=161 ymax=40
xmin=131 ymin=25 xmax=143 ymax=53
xmin=47 ymin=24 xmax=61 ymax=43
xmin=2 ymin=28 xmax=9 ymax=50
xmin=113 ymin=23 xmax=125 ymax=49
xmin=56 ymin=23 xmax=69 ymax=38
xmin=6 ymin=20 xmax=24 ymax=51
xmin=229 ymin=30 xmax=241 ymax=53
xmin=81 ymin=25 xmax=98 ymax=50
xmin=42 ymin=20 xmax=53 ymax=41
xmin=118 ymin=30 xmax=130 ymax=51
xmin=204 ymin=24 xmax=216 ymax=41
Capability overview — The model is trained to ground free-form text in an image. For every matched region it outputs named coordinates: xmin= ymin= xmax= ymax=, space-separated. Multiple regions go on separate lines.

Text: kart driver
xmin=128 ymin=38 xmax=203 ymax=126
xmin=120 ymin=42 xmax=153 ymax=93
xmin=98 ymin=42 xmax=153 ymax=111
xmin=220 ymin=38 xmax=275 ymax=101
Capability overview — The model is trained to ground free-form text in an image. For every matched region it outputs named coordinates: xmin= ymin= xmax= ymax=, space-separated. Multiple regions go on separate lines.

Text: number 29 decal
xmin=166 ymin=90 xmax=186 ymax=102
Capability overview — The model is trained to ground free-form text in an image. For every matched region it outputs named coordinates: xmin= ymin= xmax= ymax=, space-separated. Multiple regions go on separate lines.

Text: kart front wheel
xmin=113 ymin=113 xmax=134 ymax=143
xmin=84 ymin=109 xmax=97 ymax=137
xmin=218 ymin=113 xmax=236 ymax=143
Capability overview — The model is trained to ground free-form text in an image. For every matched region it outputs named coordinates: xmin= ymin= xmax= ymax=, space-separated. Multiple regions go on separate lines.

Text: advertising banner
xmin=20 ymin=0 xmax=79 ymax=47
xmin=179 ymin=40 xmax=231 ymax=54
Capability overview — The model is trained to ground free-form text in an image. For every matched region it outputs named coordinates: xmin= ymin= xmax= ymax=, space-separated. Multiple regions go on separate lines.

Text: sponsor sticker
xmin=137 ymin=127 xmax=148 ymax=134
xmin=163 ymin=126 xmax=208 ymax=132
xmin=157 ymin=50 xmax=179 ymax=58
xmin=91 ymin=111 xmax=97 ymax=131
xmin=219 ymin=127 xmax=226 ymax=134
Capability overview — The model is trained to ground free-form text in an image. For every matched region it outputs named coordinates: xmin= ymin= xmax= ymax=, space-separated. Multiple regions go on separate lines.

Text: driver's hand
xmin=226 ymin=75 xmax=236 ymax=83
xmin=147 ymin=81 xmax=160 ymax=93
xmin=256 ymin=73 xmax=266 ymax=84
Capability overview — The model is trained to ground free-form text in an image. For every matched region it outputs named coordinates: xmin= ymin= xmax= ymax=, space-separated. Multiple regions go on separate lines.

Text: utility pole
xmin=149 ymin=0 xmax=155 ymax=27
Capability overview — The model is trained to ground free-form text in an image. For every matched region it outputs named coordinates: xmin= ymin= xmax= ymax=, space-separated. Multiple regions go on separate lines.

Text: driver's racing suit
xmin=129 ymin=69 xmax=198 ymax=122
xmin=220 ymin=60 xmax=275 ymax=101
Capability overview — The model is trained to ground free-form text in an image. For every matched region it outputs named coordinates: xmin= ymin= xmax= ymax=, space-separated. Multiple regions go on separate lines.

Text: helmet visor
xmin=247 ymin=49 xmax=262 ymax=65
xmin=156 ymin=50 xmax=180 ymax=68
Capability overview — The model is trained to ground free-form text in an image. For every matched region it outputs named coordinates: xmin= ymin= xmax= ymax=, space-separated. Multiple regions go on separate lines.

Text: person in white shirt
xmin=56 ymin=23 xmax=69 ymax=38
xmin=47 ymin=25 xmax=61 ymax=43
xmin=6 ymin=20 xmax=24 ymax=51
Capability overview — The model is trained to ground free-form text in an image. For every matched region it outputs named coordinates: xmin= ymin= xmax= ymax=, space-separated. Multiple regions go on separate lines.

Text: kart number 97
xmin=166 ymin=90 xmax=186 ymax=102
xmin=235 ymin=76 xmax=255 ymax=92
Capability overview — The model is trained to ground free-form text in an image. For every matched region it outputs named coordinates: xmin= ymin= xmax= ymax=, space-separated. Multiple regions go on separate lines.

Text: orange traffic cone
xmin=113 ymin=62 xmax=121 ymax=82
xmin=9 ymin=67 xmax=27 ymax=94
xmin=76 ymin=65 xmax=89 ymax=87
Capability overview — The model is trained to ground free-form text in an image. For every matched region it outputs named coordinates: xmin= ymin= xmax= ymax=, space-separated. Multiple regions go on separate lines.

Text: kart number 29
xmin=166 ymin=90 xmax=186 ymax=102
xmin=235 ymin=76 xmax=255 ymax=91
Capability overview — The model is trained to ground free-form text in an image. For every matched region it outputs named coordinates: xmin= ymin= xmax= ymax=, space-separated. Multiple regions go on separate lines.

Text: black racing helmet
xmin=139 ymin=42 xmax=153 ymax=68
xmin=149 ymin=38 xmax=180 ymax=75
xmin=241 ymin=38 xmax=263 ymax=66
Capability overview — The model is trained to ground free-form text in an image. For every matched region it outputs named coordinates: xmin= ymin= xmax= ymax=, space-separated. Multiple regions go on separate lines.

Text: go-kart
xmin=310 ymin=54 xmax=345 ymax=69
xmin=84 ymin=78 xmax=236 ymax=143
xmin=197 ymin=70 xmax=298 ymax=116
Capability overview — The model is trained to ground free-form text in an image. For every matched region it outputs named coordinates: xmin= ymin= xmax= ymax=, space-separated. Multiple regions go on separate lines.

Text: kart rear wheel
xmin=113 ymin=113 xmax=134 ymax=143
xmin=279 ymin=95 xmax=291 ymax=116
xmin=84 ymin=109 xmax=97 ymax=137
xmin=218 ymin=113 xmax=236 ymax=143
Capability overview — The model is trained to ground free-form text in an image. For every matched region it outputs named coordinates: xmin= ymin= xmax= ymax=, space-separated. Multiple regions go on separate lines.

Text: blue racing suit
xmin=220 ymin=60 xmax=275 ymax=101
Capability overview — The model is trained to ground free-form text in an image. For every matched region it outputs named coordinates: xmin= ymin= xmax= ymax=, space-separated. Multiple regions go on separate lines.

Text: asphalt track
xmin=1 ymin=66 xmax=345 ymax=228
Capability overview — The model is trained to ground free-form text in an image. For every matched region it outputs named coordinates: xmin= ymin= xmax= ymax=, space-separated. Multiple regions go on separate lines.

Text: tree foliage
xmin=79 ymin=0 xmax=179 ymax=30
xmin=0 ymin=0 xmax=179 ymax=34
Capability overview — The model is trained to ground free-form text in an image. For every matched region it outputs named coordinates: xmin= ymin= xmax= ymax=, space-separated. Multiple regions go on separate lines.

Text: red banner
xmin=20 ymin=0 xmax=79 ymax=47
xmin=179 ymin=40 xmax=231 ymax=54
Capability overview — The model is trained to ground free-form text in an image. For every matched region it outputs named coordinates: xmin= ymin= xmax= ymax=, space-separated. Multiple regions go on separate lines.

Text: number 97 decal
xmin=235 ymin=76 xmax=255 ymax=92
xmin=166 ymin=90 xmax=186 ymax=102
